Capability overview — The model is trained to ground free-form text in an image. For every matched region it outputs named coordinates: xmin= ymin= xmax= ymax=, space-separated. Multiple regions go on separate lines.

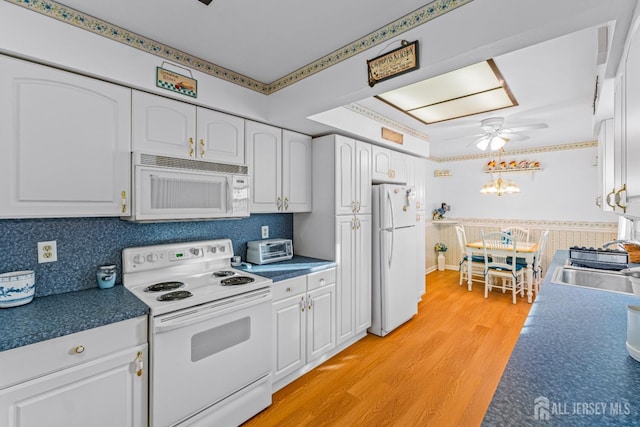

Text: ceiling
xmin=37 ymin=0 xmax=639 ymax=158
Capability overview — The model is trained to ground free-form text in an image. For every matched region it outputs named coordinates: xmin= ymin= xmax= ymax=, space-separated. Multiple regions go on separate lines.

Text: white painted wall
xmin=433 ymin=147 xmax=617 ymax=222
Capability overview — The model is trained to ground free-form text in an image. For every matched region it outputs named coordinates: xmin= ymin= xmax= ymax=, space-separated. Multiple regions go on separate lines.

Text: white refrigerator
xmin=369 ymin=184 xmax=418 ymax=336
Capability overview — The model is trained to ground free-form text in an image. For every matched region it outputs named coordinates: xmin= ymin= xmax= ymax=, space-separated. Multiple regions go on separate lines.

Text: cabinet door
xmin=196 ymin=108 xmax=245 ymax=164
xmin=371 ymin=146 xmax=393 ymax=182
xmin=625 ymin=17 xmax=640 ymax=217
xmin=282 ymin=130 xmax=312 ymax=212
xmin=413 ymin=157 xmax=427 ymax=211
xmin=335 ymin=138 xmax=356 ymax=215
xmin=598 ymin=119 xmax=615 ymax=212
xmin=0 ymin=345 xmax=147 ymax=427
xmin=336 ymin=217 xmax=356 ymax=344
xmin=391 ymin=151 xmax=408 ymax=184
xmin=354 ymin=215 xmax=372 ymax=333
xmin=0 ymin=55 xmax=131 ymax=218
xmin=132 ymin=91 xmax=196 ymax=157
xmin=246 ymin=121 xmax=282 ymax=213
xmin=306 ymin=283 xmax=336 ymax=363
xmin=355 ymin=141 xmax=372 ymax=214
xmin=272 ymin=294 xmax=306 ymax=382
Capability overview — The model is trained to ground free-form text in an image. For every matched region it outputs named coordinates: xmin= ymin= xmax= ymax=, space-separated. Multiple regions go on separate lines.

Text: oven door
xmin=150 ymin=289 xmax=272 ymax=426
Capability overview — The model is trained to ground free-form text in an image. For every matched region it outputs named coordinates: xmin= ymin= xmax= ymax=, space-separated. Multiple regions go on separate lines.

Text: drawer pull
xmin=73 ymin=345 xmax=85 ymax=354
xmin=286 ymin=287 xmax=292 ymax=292
xmin=319 ymin=278 xmax=325 ymax=286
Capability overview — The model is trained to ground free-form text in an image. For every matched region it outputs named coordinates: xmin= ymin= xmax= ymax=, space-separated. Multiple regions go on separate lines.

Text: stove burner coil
xmin=145 ymin=281 xmax=185 ymax=292
xmin=213 ymin=271 xmax=236 ymax=278
xmin=221 ymin=276 xmax=255 ymax=286
xmin=157 ymin=290 xmax=193 ymax=301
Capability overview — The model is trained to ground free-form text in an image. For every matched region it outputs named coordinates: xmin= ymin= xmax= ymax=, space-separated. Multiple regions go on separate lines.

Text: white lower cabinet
xmin=272 ymin=269 xmax=336 ymax=391
xmin=0 ymin=317 xmax=148 ymax=427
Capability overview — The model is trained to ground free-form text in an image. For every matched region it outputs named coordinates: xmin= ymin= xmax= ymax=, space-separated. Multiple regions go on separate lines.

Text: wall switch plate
xmin=261 ymin=226 xmax=269 ymax=239
xmin=38 ymin=240 xmax=57 ymax=263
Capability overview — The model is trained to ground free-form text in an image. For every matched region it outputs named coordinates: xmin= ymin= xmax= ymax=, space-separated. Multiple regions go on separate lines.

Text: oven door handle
xmin=153 ymin=289 xmax=271 ymax=334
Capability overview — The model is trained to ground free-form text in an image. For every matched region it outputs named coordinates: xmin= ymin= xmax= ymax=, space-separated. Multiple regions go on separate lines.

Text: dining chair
xmin=502 ymin=226 xmax=530 ymax=243
xmin=455 ymin=225 xmax=484 ymax=287
xmin=532 ymin=230 xmax=549 ymax=294
xmin=481 ymin=231 xmax=525 ymax=304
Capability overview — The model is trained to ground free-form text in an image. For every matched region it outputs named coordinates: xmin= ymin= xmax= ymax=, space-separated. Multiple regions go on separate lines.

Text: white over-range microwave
xmin=123 ymin=152 xmax=250 ymax=222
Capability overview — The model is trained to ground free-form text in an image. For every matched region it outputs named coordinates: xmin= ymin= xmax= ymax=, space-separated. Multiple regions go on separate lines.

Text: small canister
xmin=96 ymin=264 xmax=116 ymax=289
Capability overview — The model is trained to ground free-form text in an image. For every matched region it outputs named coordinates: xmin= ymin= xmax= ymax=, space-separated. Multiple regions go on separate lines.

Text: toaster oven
xmin=246 ymin=239 xmax=293 ymax=264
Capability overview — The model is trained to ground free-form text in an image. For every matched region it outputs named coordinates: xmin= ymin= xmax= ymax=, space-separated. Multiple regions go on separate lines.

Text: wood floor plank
xmin=243 ymin=270 xmax=531 ymax=426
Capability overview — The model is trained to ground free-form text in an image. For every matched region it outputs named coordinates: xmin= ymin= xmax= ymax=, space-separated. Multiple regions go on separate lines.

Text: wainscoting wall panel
xmin=426 ymin=218 xmax=618 ymax=276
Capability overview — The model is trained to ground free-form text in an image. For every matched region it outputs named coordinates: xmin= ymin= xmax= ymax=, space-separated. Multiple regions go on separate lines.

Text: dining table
xmin=465 ymin=240 xmax=539 ymax=303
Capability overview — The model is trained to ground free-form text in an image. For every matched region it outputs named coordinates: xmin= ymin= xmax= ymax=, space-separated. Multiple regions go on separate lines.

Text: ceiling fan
xmin=471 ymin=117 xmax=548 ymax=151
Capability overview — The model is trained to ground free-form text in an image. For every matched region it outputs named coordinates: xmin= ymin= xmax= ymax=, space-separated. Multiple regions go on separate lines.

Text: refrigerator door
xmin=377 ymin=184 xmax=417 ymax=230
xmin=379 ymin=226 xmax=418 ymax=334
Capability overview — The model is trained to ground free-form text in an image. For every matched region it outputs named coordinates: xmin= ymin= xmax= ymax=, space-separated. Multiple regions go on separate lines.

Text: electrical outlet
xmin=38 ymin=240 xmax=57 ymax=263
xmin=261 ymin=226 xmax=269 ymax=239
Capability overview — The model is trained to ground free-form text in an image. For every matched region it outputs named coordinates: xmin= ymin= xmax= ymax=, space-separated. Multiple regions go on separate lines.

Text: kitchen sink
xmin=551 ymin=265 xmax=634 ymax=294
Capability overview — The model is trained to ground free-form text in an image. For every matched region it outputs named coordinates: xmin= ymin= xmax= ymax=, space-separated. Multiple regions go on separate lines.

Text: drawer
xmin=271 ymin=276 xmax=306 ymax=302
xmin=0 ymin=316 xmax=147 ymax=390
xmin=307 ymin=268 xmax=336 ymax=291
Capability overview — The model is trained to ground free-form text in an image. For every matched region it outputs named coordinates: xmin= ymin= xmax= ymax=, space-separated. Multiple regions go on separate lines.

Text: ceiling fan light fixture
xmin=476 ymin=136 xmax=491 ymax=151
xmin=489 ymin=135 xmax=506 ymax=150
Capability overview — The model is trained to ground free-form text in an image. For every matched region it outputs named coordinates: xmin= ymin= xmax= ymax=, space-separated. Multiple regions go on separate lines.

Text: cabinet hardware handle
xmin=356 ymin=201 xmax=361 ymax=213
xmin=392 ymin=169 xmax=396 ymax=178
xmin=356 ymin=218 xmax=361 ymax=230
xmin=351 ymin=218 xmax=356 ymax=230
xmin=286 ymin=287 xmax=292 ymax=292
xmin=189 ymin=137 xmax=194 ymax=157
xmin=73 ymin=345 xmax=85 ymax=354
xmin=284 ymin=197 xmax=289 ymax=210
xmin=615 ymin=184 xmax=627 ymax=213
xmin=388 ymin=169 xmax=393 ymax=178
xmin=200 ymin=139 xmax=205 ymax=157
xmin=277 ymin=196 xmax=282 ymax=210
xmin=308 ymin=297 xmax=312 ymax=310
xmin=319 ymin=278 xmax=325 ymax=286
xmin=300 ymin=296 xmax=305 ymax=312
xmin=595 ymin=195 xmax=602 ymax=208
xmin=606 ymin=188 xmax=616 ymax=208
xmin=135 ymin=351 xmax=144 ymax=377
xmin=121 ymin=190 xmax=127 ymax=213
xmin=351 ymin=201 xmax=356 ymax=213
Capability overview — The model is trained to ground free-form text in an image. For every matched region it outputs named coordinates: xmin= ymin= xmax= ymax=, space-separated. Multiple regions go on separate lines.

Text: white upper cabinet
xmin=0 ymin=55 xmax=131 ymax=218
xmin=196 ymin=108 xmax=245 ymax=164
xmin=624 ymin=15 xmax=640 ymax=218
xmin=336 ymin=137 xmax=371 ymax=215
xmin=282 ymin=130 xmax=312 ymax=212
xmin=597 ymin=119 xmax=615 ymax=212
xmin=406 ymin=156 xmax=427 ymax=211
xmin=609 ymin=14 xmax=640 ymax=218
xmin=246 ymin=121 xmax=311 ymax=213
xmin=132 ymin=91 xmax=245 ymax=164
xmin=371 ymin=145 xmax=408 ymax=184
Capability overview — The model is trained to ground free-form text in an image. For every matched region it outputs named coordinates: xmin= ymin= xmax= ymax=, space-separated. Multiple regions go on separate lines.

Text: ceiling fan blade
xmin=503 ymin=123 xmax=548 ymax=133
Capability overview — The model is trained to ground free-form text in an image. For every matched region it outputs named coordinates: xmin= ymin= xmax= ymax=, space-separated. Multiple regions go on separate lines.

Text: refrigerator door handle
xmin=387 ymin=189 xmax=395 ymax=230
xmin=388 ymin=228 xmax=394 ymax=268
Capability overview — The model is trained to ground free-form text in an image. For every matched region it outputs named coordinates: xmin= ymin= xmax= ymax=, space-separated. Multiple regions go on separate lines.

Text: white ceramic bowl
xmin=0 ymin=271 xmax=35 ymax=308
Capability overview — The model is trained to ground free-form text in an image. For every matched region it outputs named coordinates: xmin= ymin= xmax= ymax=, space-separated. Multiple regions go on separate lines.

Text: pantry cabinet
xmin=336 ymin=137 xmax=372 ymax=215
xmin=132 ymin=91 xmax=245 ymax=164
xmin=0 ymin=317 xmax=148 ymax=427
xmin=246 ymin=121 xmax=312 ymax=213
xmin=0 ymin=55 xmax=131 ymax=218
xmin=272 ymin=269 xmax=336 ymax=390
xmin=371 ymin=145 xmax=408 ymax=184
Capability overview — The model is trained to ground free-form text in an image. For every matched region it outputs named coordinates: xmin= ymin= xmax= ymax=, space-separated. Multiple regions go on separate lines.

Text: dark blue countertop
xmin=238 ymin=255 xmax=336 ymax=282
xmin=483 ymin=250 xmax=640 ymax=426
xmin=0 ymin=285 xmax=148 ymax=352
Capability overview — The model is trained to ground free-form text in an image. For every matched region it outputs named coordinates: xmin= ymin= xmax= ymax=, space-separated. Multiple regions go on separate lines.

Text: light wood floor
xmin=244 ymin=270 xmax=532 ymax=427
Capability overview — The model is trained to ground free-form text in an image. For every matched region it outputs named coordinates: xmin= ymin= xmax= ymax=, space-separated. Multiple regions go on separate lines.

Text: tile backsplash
xmin=0 ymin=214 xmax=292 ymax=297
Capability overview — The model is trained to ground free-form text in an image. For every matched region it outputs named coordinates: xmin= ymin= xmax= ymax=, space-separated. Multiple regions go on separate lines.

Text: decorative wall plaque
xmin=381 ymin=127 xmax=404 ymax=144
xmin=367 ymin=40 xmax=419 ymax=87
xmin=156 ymin=62 xmax=197 ymax=98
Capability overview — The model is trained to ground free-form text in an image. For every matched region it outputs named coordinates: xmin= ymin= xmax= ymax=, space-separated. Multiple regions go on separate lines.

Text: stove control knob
xmin=133 ymin=255 xmax=146 ymax=265
xmin=147 ymin=254 xmax=158 ymax=263
xmin=219 ymin=245 xmax=226 ymax=253
xmin=210 ymin=246 xmax=217 ymax=254
xmin=190 ymin=248 xmax=201 ymax=256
